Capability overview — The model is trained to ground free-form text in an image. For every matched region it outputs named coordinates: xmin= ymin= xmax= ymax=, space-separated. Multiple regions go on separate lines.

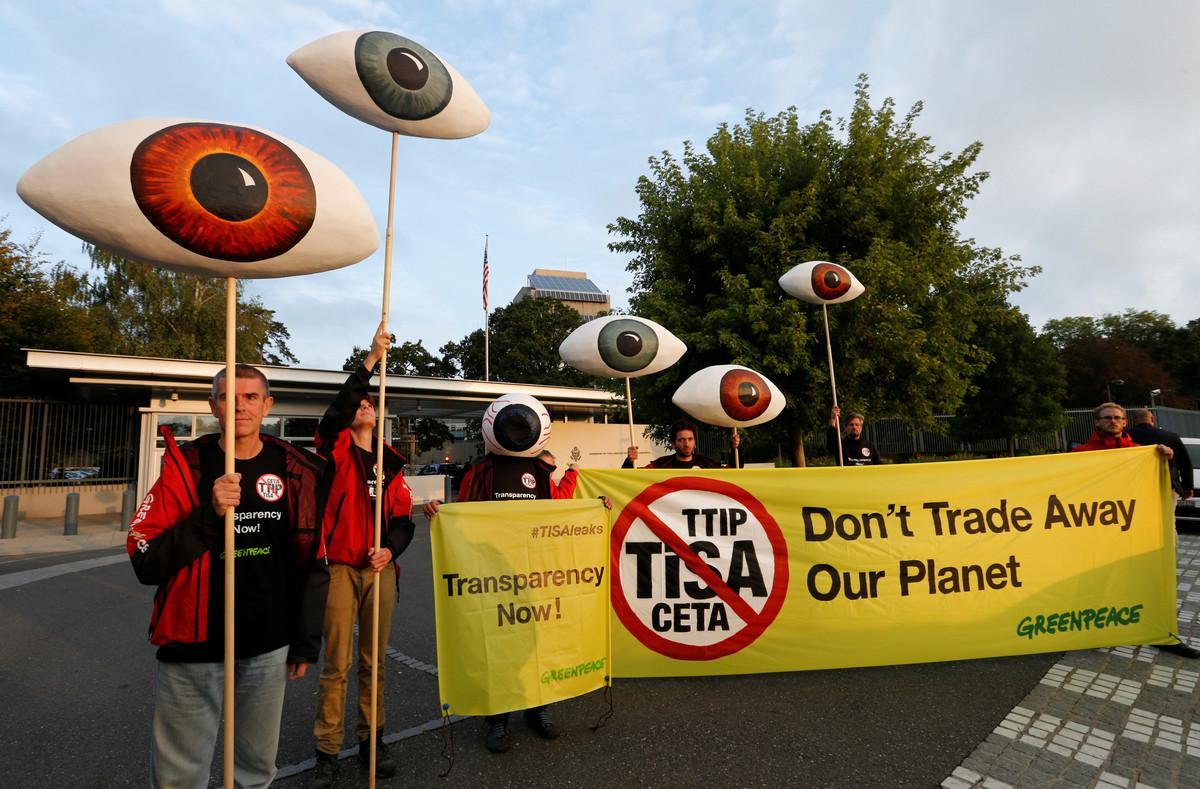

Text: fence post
xmin=443 ymin=475 xmax=453 ymax=504
xmin=1 ymin=496 xmax=17 ymax=539
xmin=63 ymin=492 xmax=79 ymax=535
xmin=120 ymin=489 xmax=137 ymax=530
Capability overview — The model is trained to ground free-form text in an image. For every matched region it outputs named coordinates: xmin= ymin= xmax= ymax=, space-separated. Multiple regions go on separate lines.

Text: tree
xmin=1044 ymin=310 xmax=1197 ymax=409
xmin=440 ymin=297 xmax=596 ymax=387
xmin=954 ymin=307 xmax=1066 ymax=454
xmin=0 ymin=227 xmax=101 ymax=393
xmin=62 ymin=245 xmax=297 ymax=365
xmin=608 ymin=77 xmax=1036 ymax=463
xmin=343 ymin=338 xmax=455 ymax=378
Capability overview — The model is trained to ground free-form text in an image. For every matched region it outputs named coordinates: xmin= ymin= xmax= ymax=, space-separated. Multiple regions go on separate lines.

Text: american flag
xmin=482 ymin=237 xmax=489 ymax=312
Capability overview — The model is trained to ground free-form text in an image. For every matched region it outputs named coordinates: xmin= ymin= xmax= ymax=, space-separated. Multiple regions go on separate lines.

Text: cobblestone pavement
xmin=942 ymin=534 xmax=1200 ymax=789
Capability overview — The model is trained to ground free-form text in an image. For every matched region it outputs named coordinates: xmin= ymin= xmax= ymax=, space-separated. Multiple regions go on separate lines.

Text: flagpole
xmin=483 ymin=236 xmax=490 ymax=382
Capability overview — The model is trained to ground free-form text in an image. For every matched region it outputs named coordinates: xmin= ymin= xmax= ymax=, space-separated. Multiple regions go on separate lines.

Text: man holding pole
xmin=311 ymin=325 xmax=416 ymax=787
xmin=127 ymin=365 xmax=327 ymax=789
xmin=826 ymin=406 xmax=882 ymax=466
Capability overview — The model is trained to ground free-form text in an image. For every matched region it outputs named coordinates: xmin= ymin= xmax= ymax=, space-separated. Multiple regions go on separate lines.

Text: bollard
xmin=64 ymin=492 xmax=80 ymax=536
xmin=443 ymin=475 xmax=453 ymax=504
xmin=1 ymin=495 xmax=17 ymax=539
xmin=120 ymin=489 xmax=137 ymax=529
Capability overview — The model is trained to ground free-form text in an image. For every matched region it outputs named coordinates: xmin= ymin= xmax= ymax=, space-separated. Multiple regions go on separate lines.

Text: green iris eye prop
xmin=559 ymin=315 xmax=686 ymax=378
xmin=354 ymin=32 xmax=453 ymax=121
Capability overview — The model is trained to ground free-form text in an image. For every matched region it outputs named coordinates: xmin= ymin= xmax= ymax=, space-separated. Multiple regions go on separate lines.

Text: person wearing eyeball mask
xmin=422 ymin=394 xmax=561 ymax=753
xmin=622 ymin=419 xmax=743 ymax=469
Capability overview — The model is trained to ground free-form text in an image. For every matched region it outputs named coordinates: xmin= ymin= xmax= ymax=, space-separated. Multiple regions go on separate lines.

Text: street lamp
xmin=1150 ymin=388 xmax=1162 ymax=408
xmin=1105 ymin=378 xmax=1125 ymax=402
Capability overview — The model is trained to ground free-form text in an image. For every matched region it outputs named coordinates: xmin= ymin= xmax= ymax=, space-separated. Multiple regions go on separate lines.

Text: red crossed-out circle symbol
xmin=611 ymin=477 xmax=788 ymax=660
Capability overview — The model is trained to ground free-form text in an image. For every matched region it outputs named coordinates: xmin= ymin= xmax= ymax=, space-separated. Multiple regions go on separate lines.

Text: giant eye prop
xmin=559 ymin=315 xmax=687 ymax=450
xmin=289 ymin=31 xmax=488 ymax=769
xmin=17 ymin=117 xmax=378 ymax=785
xmin=672 ymin=366 xmax=786 ymax=467
xmin=778 ymin=261 xmax=865 ymax=466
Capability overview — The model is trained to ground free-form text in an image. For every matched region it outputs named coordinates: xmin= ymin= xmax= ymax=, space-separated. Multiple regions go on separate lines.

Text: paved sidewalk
xmin=0 ymin=514 xmax=126 ymax=556
xmin=943 ymin=533 xmax=1200 ymax=789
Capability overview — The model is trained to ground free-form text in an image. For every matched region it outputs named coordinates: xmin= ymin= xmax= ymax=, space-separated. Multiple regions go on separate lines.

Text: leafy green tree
xmin=1044 ymin=310 xmax=1197 ymax=408
xmin=342 ymin=338 xmax=457 ymax=456
xmin=0 ymin=228 xmax=98 ymax=393
xmin=608 ymin=77 xmax=1036 ymax=463
xmin=440 ymin=297 xmax=595 ymax=387
xmin=954 ymin=307 xmax=1065 ymax=454
xmin=63 ymin=245 xmax=297 ymax=365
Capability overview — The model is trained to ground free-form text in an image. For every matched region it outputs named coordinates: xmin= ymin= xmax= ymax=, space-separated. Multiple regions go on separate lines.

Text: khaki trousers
xmin=314 ymin=562 xmax=396 ymax=754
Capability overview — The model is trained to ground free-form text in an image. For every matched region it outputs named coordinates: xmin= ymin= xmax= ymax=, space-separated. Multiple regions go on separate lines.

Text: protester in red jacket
xmin=539 ymin=449 xmax=578 ymax=499
xmin=311 ymin=324 xmax=415 ymax=787
xmin=1071 ymin=402 xmax=1195 ymax=659
xmin=127 ymin=364 xmax=326 ymax=788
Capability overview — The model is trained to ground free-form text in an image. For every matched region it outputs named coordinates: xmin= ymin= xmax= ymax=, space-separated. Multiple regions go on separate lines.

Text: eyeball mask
xmin=672 ymin=365 xmax=786 ymax=428
xmin=558 ymin=315 xmax=686 ymax=378
xmin=16 ymin=118 xmax=378 ymax=278
xmin=481 ymin=394 xmax=552 ymax=457
xmin=779 ymin=260 xmax=864 ymax=305
xmin=288 ymin=30 xmax=490 ymax=139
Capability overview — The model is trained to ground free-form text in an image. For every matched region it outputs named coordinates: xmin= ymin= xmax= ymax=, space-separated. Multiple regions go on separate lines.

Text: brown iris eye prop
xmin=131 ymin=123 xmax=316 ymax=262
xmin=719 ymin=368 xmax=772 ymax=421
xmin=16 ymin=117 xmax=378 ymax=278
xmin=673 ymin=365 xmax=786 ymax=428
xmin=778 ymin=260 xmax=864 ymax=305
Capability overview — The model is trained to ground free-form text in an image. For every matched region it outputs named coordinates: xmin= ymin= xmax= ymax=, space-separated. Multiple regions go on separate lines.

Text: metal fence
xmin=0 ymin=399 xmax=139 ymax=487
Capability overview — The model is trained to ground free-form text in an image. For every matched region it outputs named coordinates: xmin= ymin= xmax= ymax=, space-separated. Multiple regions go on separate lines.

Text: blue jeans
xmin=150 ymin=645 xmax=288 ymax=789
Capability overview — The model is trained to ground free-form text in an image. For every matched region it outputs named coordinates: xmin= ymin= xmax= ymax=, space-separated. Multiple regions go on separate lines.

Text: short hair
xmin=211 ymin=364 xmax=271 ymax=400
xmin=1093 ymin=402 xmax=1126 ymax=419
xmin=846 ymin=412 xmax=865 ymax=423
xmin=1127 ymin=408 xmax=1152 ymax=425
xmin=669 ymin=419 xmax=699 ymax=442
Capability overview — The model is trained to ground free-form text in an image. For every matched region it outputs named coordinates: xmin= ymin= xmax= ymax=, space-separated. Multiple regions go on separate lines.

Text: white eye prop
xmin=558 ymin=315 xmax=686 ymax=378
xmin=778 ymin=260 xmax=864 ymax=305
xmin=288 ymin=30 xmax=489 ymax=139
xmin=481 ymin=394 xmax=552 ymax=457
xmin=16 ymin=118 xmax=378 ymax=279
xmin=672 ymin=365 xmax=786 ymax=428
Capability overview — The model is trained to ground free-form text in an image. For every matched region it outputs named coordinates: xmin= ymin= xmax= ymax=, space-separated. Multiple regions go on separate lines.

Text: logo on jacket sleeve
xmin=256 ymin=474 xmax=284 ymax=502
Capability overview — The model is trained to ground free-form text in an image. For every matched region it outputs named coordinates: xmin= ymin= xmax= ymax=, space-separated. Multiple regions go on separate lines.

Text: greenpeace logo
xmin=1016 ymin=603 xmax=1143 ymax=640
xmin=540 ymin=657 xmax=607 ymax=685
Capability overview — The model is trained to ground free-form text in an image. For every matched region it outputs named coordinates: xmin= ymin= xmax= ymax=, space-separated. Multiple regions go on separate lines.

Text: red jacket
xmin=126 ymin=428 xmax=327 ymax=662
xmin=459 ymin=454 xmax=554 ymax=502
xmin=1072 ymin=431 xmax=1139 ymax=452
xmin=315 ymin=368 xmax=414 ymax=567
xmin=550 ymin=467 xmax=578 ymax=499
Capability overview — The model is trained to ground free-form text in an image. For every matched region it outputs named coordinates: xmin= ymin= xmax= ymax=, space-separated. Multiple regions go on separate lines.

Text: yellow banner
xmin=576 ymin=446 xmax=1178 ymax=677
xmin=431 ymin=498 xmax=610 ymax=716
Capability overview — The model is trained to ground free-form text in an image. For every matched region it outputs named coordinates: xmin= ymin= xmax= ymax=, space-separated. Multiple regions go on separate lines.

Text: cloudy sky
xmin=2 ymin=1 xmax=1196 ymax=370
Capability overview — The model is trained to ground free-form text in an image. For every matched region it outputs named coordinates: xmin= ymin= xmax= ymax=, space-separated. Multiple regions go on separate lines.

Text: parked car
xmin=48 ymin=466 xmax=101 ymax=480
xmin=1177 ymin=438 xmax=1200 ymax=532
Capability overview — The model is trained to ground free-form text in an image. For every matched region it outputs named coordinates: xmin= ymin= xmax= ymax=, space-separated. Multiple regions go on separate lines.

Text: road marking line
xmin=275 ymin=714 xmax=465 ymax=778
xmin=0 ymin=553 xmax=127 ymax=591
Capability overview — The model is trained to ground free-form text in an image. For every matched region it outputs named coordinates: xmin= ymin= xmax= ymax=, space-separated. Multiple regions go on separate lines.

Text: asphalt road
xmin=1 ymin=519 xmax=1060 ymax=788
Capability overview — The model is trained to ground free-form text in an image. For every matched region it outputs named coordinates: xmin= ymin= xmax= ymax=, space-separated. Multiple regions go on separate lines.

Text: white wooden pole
xmin=823 ymin=304 xmax=843 ymax=467
xmin=222 ymin=277 xmax=236 ymax=789
xmin=368 ymin=130 xmax=399 ymax=788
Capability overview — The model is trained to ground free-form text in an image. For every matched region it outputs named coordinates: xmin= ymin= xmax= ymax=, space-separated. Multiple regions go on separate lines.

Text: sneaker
xmin=357 ymin=734 xmax=397 ymax=779
xmin=485 ymin=720 xmax=511 ymax=753
xmin=311 ymin=751 xmax=339 ymax=789
xmin=524 ymin=707 xmax=559 ymax=740
xmin=1158 ymin=641 xmax=1200 ymax=659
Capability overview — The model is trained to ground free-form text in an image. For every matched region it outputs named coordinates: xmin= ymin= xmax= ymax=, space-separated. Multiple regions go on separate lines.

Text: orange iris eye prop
xmin=672 ymin=365 xmax=786 ymax=428
xmin=131 ymin=123 xmax=316 ymax=262
xmin=719 ymin=369 xmax=771 ymax=421
xmin=812 ymin=262 xmax=851 ymax=300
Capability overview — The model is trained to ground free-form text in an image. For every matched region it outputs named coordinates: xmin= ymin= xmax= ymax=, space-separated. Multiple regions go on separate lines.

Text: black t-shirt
xmin=158 ymin=442 xmax=291 ymax=662
xmin=355 ymin=445 xmax=379 ymax=502
xmin=488 ymin=455 xmax=544 ymax=501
